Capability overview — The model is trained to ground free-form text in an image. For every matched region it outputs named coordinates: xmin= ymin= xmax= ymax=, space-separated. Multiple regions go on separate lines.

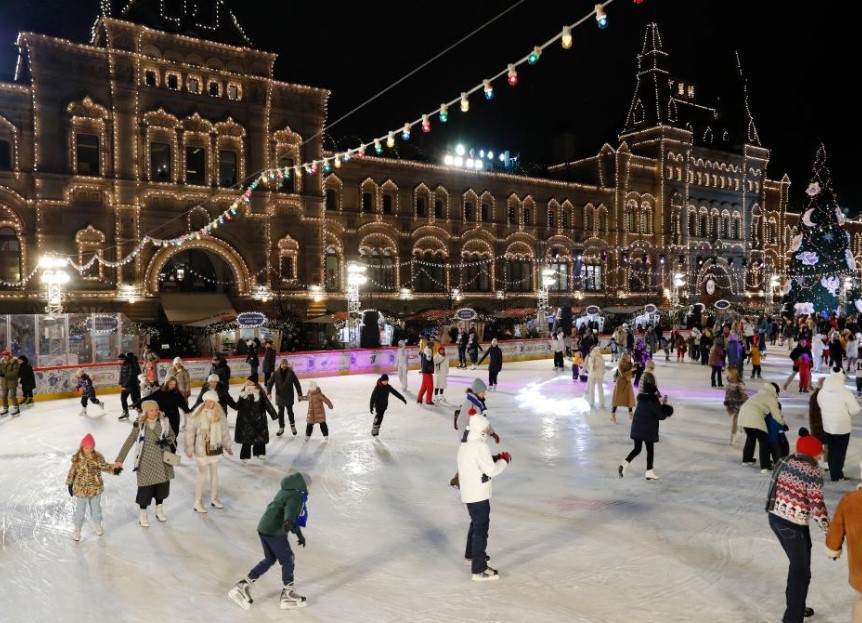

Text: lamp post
xmin=346 ymin=262 xmax=367 ymax=347
xmin=538 ymin=267 xmax=555 ymax=336
xmin=40 ymin=256 xmax=70 ymax=316
xmin=671 ymin=272 xmax=685 ymax=310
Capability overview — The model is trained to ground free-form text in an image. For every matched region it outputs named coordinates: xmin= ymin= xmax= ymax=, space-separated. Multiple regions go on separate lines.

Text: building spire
xmin=621 ymin=23 xmax=671 ymax=136
xmin=734 ymin=51 xmax=761 ymax=146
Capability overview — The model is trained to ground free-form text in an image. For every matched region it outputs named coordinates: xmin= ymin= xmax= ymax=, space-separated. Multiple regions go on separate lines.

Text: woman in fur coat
xmin=234 ymin=380 xmax=277 ymax=463
xmin=611 ymin=352 xmax=636 ymax=424
xmin=185 ymin=390 xmax=233 ymax=512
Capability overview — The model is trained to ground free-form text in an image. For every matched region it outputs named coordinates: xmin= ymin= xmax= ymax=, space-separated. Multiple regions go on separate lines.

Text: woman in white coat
xmin=817 ymin=368 xmax=861 ymax=481
xmin=184 ymin=390 xmax=233 ymax=513
xmin=433 ymin=345 xmax=450 ymax=402
xmin=584 ymin=345 xmax=606 ymax=408
xmin=812 ymin=333 xmax=826 ymax=373
xmin=737 ymin=382 xmax=785 ymax=471
xmin=396 ymin=339 xmax=409 ymax=392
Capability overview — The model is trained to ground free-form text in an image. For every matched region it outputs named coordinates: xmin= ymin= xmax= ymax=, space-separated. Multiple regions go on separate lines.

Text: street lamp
xmin=671 ymin=272 xmax=685 ymax=308
xmin=538 ymin=268 xmax=555 ymax=336
xmin=39 ymin=256 xmax=70 ymax=315
xmin=308 ymin=284 xmax=326 ymax=303
xmin=346 ymin=262 xmax=367 ymax=347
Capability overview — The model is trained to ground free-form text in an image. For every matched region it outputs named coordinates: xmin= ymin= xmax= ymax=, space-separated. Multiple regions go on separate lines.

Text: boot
xmin=279 ymin=583 xmax=308 ymax=609
xmin=154 ymin=504 xmax=167 ymax=522
xmin=194 ymin=500 xmax=208 ymax=514
xmin=79 ymin=409 xmax=87 ymax=417
xmin=228 ymin=578 xmax=254 ymax=610
xmin=94 ymin=523 xmax=104 ymax=536
xmin=276 ymin=427 xmax=285 ymax=437
xmin=645 ymin=470 xmax=661 ymax=481
xmin=211 ymin=497 xmax=224 ymax=509
xmin=0 ymin=409 xmax=8 ymax=417
xmin=729 ymin=433 xmax=736 ymax=446
xmin=118 ymin=411 xmax=129 ymax=421
xmin=99 ymin=401 xmax=105 ymax=411
xmin=290 ymin=423 xmax=297 ymax=436
xmin=72 ymin=527 xmax=81 ymax=541
xmin=139 ymin=509 xmax=150 ymax=528
xmin=11 ymin=408 xmax=20 ymax=416
xmin=618 ymin=461 xmax=628 ymax=478
xmin=371 ymin=424 xmax=380 ymax=436
xmin=449 ymin=474 xmax=460 ymax=489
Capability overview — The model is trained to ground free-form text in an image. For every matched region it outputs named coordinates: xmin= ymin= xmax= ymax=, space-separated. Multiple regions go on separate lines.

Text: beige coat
xmin=301 ymin=388 xmax=333 ymax=424
xmin=612 ymin=359 xmax=636 ymax=408
xmin=171 ymin=365 xmax=191 ymax=397
xmin=826 ymin=486 xmax=862 ymax=592
xmin=184 ymin=403 xmax=231 ymax=458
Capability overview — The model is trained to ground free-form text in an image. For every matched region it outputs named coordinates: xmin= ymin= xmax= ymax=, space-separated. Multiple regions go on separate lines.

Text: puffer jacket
xmin=709 ymin=344 xmax=725 ymax=367
xmin=301 ymin=387 xmax=333 ymax=424
xmin=818 ymin=371 xmax=860 ymax=435
xmin=738 ymin=383 xmax=784 ymax=433
xmin=65 ymin=450 xmax=114 ymax=497
xmin=586 ymin=348 xmax=605 ymax=377
xmin=257 ymin=473 xmax=308 ymax=536
xmin=630 ymin=393 xmax=673 ymax=443
xmin=234 ymin=386 xmax=277 ymax=445
xmin=0 ymin=357 xmax=20 ymax=385
xmin=457 ymin=417 xmax=508 ymax=504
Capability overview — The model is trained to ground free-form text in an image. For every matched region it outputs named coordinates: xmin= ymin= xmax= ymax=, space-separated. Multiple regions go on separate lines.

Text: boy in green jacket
xmin=228 ymin=472 xmax=311 ymax=610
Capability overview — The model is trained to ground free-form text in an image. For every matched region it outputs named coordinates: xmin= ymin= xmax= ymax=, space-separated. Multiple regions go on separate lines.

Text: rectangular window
xmin=481 ymin=203 xmax=489 ymax=222
xmin=464 ymin=202 xmax=474 ymax=221
xmin=144 ymin=70 xmax=157 ymax=87
xmin=227 ymin=84 xmax=240 ymax=100
xmin=583 ymin=265 xmax=602 ymax=291
xmin=416 ymin=197 xmax=426 ymax=217
xmin=187 ymin=77 xmax=200 ymax=94
xmin=280 ymin=257 xmax=295 ymax=280
xmin=218 ymin=150 xmax=237 ymax=187
xmin=324 ymin=253 xmax=339 ymax=290
xmin=548 ymin=211 xmax=555 ymax=228
xmin=277 ymin=155 xmax=294 ymax=192
xmin=208 ymin=81 xmax=220 ymax=97
xmin=185 ymin=146 xmax=206 ymax=185
xmin=75 ymin=134 xmax=100 ymax=175
xmin=325 ymin=189 xmax=338 ymax=210
xmin=548 ymin=262 xmax=567 ymax=291
xmin=508 ymin=206 xmax=515 ymax=225
xmin=362 ymin=192 xmax=373 ymax=213
xmin=166 ymin=74 xmax=180 ymax=90
xmin=150 ymin=142 xmax=171 ymax=181
xmin=0 ymin=140 xmax=11 ymax=170
xmin=382 ymin=194 xmax=394 ymax=214
xmin=434 ymin=199 xmax=444 ymax=219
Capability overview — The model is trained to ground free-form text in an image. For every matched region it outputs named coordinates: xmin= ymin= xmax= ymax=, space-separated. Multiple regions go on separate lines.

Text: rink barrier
xmin=29 ymin=337 xmax=569 ymax=402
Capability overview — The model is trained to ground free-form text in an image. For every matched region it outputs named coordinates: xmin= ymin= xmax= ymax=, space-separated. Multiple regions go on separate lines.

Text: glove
xmin=453 ymin=410 xmax=460 ymax=430
xmin=295 ymin=526 xmax=306 ymax=548
xmin=113 ymin=467 xmax=123 ymax=475
xmin=493 ymin=452 xmax=512 ymax=463
xmin=490 ymin=432 xmax=500 ymax=444
xmin=283 ymin=519 xmax=294 ymax=533
xmin=68 ymin=484 xmax=73 ymax=496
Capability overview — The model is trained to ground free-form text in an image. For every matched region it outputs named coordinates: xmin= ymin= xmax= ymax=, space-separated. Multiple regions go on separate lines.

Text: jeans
xmin=711 ymin=366 xmax=723 ymax=386
xmin=80 ymin=393 xmax=101 ymax=408
xmin=823 ymin=432 xmax=851 ymax=480
xmin=306 ymin=423 xmax=329 ymax=438
xmin=2 ymin=385 xmax=18 ymax=409
xmin=277 ymin=404 xmax=295 ymax=428
xmin=633 ymin=366 xmax=644 ymax=387
xmin=465 ymin=500 xmax=491 ymax=574
xmin=458 ymin=345 xmax=467 ymax=367
xmin=120 ymin=384 xmax=141 ymax=413
xmin=372 ymin=409 xmax=386 ymax=428
xmin=73 ymin=494 xmax=102 ymax=529
xmin=249 ymin=533 xmax=295 ymax=584
xmin=743 ymin=427 xmax=773 ymax=469
xmin=240 ymin=443 xmax=266 ymax=459
xmin=768 ymin=513 xmax=811 ymax=623
xmin=625 ymin=439 xmax=654 ymax=470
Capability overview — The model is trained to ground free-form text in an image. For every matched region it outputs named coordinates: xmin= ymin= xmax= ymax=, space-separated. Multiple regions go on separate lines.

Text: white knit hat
xmin=202 ymin=390 xmax=220 ymax=403
xmin=173 ymin=357 xmax=182 ymax=365
xmin=207 ymin=374 xmax=220 ymax=383
xmin=308 ymin=381 xmax=318 ymax=390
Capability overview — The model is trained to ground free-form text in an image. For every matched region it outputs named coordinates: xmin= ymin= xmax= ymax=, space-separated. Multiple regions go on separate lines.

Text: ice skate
xmin=99 ymin=401 xmax=105 ymax=411
xmin=618 ymin=462 xmax=628 ymax=478
xmin=118 ymin=411 xmax=129 ymax=421
xmin=291 ymin=423 xmax=297 ymax=435
xmin=11 ymin=408 xmax=20 ymax=416
xmin=193 ymin=500 xmax=208 ymax=513
xmin=79 ymin=409 xmax=87 ymax=417
xmin=371 ymin=424 xmax=380 ymax=436
xmin=645 ymin=470 xmax=661 ymax=480
xmin=471 ymin=566 xmax=500 ymax=582
xmin=0 ymin=409 xmax=8 ymax=417
xmin=138 ymin=509 xmax=150 ymax=528
xmin=279 ymin=583 xmax=307 ymax=609
xmin=276 ymin=427 xmax=285 ymax=437
xmin=228 ymin=579 xmax=253 ymax=610
xmin=94 ymin=523 xmax=104 ymax=536
xmin=154 ymin=504 xmax=167 ymax=522
xmin=72 ymin=527 xmax=81 ymax=541
xmin=211 ymin=497 xmax=224 ymax=509
xmin=449 ymin=474 xmax=460 ymax=489
xmin=610 ymin=413 xmax=617 ymax=424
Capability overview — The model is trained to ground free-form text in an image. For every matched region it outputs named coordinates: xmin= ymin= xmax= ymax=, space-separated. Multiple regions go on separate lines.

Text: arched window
xmin=523 ymin=207 xmax=531 ymax=225
xmin=688 ymin=211 xmax=697 ymax=236
xmin=508 ymin=206 xmax=516 ymax=225
xmin=324 ymin=247 xmax=341 ymax=291
xmin=548 ymin=209 xmax=555 ymax=228
xmin=562 ymin=210 xmax=569 ymax=228
xmin=0 ymin=226 xmax=21 ymax=284
xmin=699 ymin=213 xmax=708 ymax=238
xmin=584 ymin=207 xmax=592 ymax=233
xmin=626 ymin=207 xmax=636 ymax=233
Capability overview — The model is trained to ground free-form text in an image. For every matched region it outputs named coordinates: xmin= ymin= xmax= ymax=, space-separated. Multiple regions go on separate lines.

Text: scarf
xmin=204 ymin=406 xmax=225 ymax=451
xmin=133 ymin=417 xmax=169 ymax=472
xmin=239 ymin=384 xmax=260 ymax=400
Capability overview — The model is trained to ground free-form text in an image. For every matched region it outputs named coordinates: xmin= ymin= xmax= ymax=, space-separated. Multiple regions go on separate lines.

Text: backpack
xmin=295 ymin=492 xmax=309 ymax=528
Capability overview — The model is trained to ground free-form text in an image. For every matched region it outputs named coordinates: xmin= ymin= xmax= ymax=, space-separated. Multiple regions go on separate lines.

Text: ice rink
xmin=1 ymin=348 xmax=860 ymax=623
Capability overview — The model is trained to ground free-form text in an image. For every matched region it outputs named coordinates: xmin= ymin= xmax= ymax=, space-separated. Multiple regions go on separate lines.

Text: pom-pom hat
xmin=796 ymin=427 xmax=824 ymax=457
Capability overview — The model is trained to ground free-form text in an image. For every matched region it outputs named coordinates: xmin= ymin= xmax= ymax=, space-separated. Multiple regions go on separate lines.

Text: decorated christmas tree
xmin=784 ymin=145 xmax=859 ymax=315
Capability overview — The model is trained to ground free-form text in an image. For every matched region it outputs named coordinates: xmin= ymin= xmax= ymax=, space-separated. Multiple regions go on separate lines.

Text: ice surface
xmin=1 ymin=349 xmax=859 ymax=622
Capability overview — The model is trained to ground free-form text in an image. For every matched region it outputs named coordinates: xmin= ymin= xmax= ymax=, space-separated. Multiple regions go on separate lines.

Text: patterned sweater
xmin=769 ymin=455 xmax=829 ymax=529
xmin=65 ymin=450 xmax=114 ymax=498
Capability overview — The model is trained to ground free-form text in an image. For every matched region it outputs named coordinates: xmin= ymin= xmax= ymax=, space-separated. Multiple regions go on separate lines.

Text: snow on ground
xmin=1 ymin=347 xmax=860 ymax=623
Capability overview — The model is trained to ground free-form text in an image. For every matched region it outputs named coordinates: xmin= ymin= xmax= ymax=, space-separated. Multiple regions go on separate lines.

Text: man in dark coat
xmin=262 ymin=340 xmax=277 ymax=386
xmin=369 ymin=373 xmax=407 ymax=436
xmin=118 ymin=352 xmax=142 ymax=421
xmin=478 ymin=338 xmax=503 ymax=391
xmin=211 ymin=355 xmax=232 ymax=386
xmin=194 ymin=374 xmax=238 ymax=414
xmin=266 ymin=359 xmax=303 ymax=437
xmin=17 ymin=354 xmax=36 ymax=405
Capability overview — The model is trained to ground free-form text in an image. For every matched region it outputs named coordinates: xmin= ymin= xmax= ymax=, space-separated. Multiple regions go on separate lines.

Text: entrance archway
xmin=144 ymin=238 xmax=251 ymax=296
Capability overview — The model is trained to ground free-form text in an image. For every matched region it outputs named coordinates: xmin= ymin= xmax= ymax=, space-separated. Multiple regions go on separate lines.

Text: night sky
xmin=0 ymin=0 xmax=855 ymax=212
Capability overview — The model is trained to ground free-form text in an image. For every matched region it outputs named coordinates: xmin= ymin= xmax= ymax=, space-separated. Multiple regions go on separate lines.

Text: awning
xmin=494 ymin=307 xmax=538 ymax=318
xmin=602 ymin=306 xmax=644 ymax=314
xmin=160 ymin=293 xmax=237 ymax=327
xmin=306 ymin=312 xmax=350 ymax=324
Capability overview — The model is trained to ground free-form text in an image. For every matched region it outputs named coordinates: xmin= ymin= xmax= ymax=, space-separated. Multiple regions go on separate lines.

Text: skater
xmin=112 ymin=400 xmax=176 ymax=528
xmin=830 ymin=332 xmax=845 ymax=370
xmin=845 ymin=332 xmax=858 ymax=373
xmin=632 ymin=340 xmax=650 ymax=388
xmin=749 ymin=338 xmax=763 ymax=379
xmin=149 ymin=376 xmax=190 ymax=448
xmin=709 ymin=340 xmax=726 ymax=388
xmin=611 ymin=352 xmax=636 ymax=424
xmin=170 ymin=357 xmax=191 ymax=402
xmin=812 ymin=333 xmax=826 ymax=374
xmin=797 ymin=352 xmax=813 ymax=393
xmin=228 ymin=472 xmax=310 ymax=610
xmin=210 ymin=354 xmax=232 ymax=387
xmin=674 ymin=330 xmax=686 ymax=362
xmin=185 ymin=390 xmax=233 ymax=513
xmin=452 ymin=379 xmax=499 ymax=489
xmin=552 ymin=331 xmax=565 ymax=371
xmin=262 ymin=340 xmax=276 ymax=386
xmin=818 ymin=367 xmax=860 ymax=481
xmin=434 ymin=345 xmax=450 ymax=401
xmin=609 ymin=337 xmax=620 ymax=363
xmin=584 ymin=345 xmax=606 ymax=409
xmin=118 ymin=351 xmax=142 ymax=421
xmin=618 ymin=379 xmax=673 ymax=480
xmin=766 ymin=428 xmax=828 ymax=623
xmin=139 ymin=361 xmax=158 ymax=400
xmin=457 ymin=414 xmax=511 ymax=581
xmin=369 ymin=373 xmax=407 ymax=436
xmin=266 ymin=359 xmax=303 ymax=437
xmin=396 ymin=339 xmax=409 ymax=391
xmin=17 ymin=354 xmax=35 ymax=405
xmin=478 ymin=338 xmax=503 ymax=391
xmin=571 ymin=349 xmax=583 ymax=382
xmin=784 ymin=338 xmax=811 ymax=390
xmin=738 ymin=382 xmax=785 ymax=472
xmin=235 ymin=380 xmax=277 ymax=462
xmin=640 ymin=360 xmax=660 ymax=397
xmin=855 ymin=353 xmax=862 ymax=397
xmin=417 ymin=341 xmax=435 ymax=404
xmin=300 ymin=381 xmax=333 ymax=440
xmin=723 ymin=367 xmax=748 ymax=445
xmin=246 ymin=342 xmax=260 ymax=383
xmin=467 ymin=331 xmax=482 ymax=370
xmin=458 ymin=329 xmax=469 ymax=369
xmin=194 ymin=374 xmax=238 ymax=415
xmin=66 ymin=433 xmax=120 ymax=541
xmin=74 ymin=368 xmax=105 ymax=416
xmin=0 ymin=349 xmax=20 ymax=417
xmin=826 ymin=484 xmax=862 ymax=623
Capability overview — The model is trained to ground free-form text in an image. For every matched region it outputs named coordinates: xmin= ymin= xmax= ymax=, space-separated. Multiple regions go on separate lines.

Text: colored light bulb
xmin=402 ymin=123 xmax=411 ymax=140
xmin=483 ymin=79 xmax=494 ymax=100
xmin=439 ymin=104 xmax=449 ymax=122
xmin=421 ymin=114 xmax=431 ymax=133
xmin=561 ymin=26 xmax=572 ymax=49
xmin=374 ymin=139 xmax=383 ymax=154
xmin=507 ymin=64 xmax=518 ymax=86
xmin=595 ymin=4 xmax=608 ymax=28
xmin=357 ymin=146 xmax=366 ymax=158
xmin=460 ymin=92 xmax=469 ymax=112
xmin=386 ymin=132 xmax=395 ymax=148
xmin=527 ymin=46 xmax=541 ymax=65
xmin=334 ymin=157 xmax=342 ymax=169
xmin=342 ymin=151 xmax=351 ymax=162
xmin=323 ymin=161 xmax=332 ymax=173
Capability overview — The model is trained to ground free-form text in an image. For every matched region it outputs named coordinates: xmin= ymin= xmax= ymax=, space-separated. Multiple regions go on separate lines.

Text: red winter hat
xmin=1 ymin=350 xmax=10 ymax=356
xmin=80 ymin=434 xmax=96 ymax=448
xmin=796 ymin=428 xmax=823 ymax=458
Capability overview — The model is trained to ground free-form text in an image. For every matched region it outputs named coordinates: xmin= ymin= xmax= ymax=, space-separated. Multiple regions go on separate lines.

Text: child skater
xmin=228 ymin=472 xmax=311 ymax=610
xmin=433 ymin=345 xmax=450 ymax=402
xmin=749 ymin=337 xmax=763 ymax=379
xmin=609 ymin=337 xmax=620 ymax=363
xmin=798 ymin=351 xmax=813 ymax=393
xmin=369 ymin=373 xmax=407 ymax=436
xmin=396 ymin=339 xmax=409 ymax=392
xmin=723 ymin=367 xmax=747 ymax=445
xmin=74 ymin=368 xmax=105 ymax=416
xmin=300 ymin=382 xmax=333 ymax=440
xmin=66 ymin=433 xmax=120 ymax=541
xmin=571 ymin=349 xmax=582 ymax=382
xmin=618 ymin=379 xmax=673 ymax=481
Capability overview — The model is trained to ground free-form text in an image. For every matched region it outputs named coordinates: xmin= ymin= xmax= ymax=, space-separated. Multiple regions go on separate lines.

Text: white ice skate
xmin=228 ymin=579 xmax=253 ymax=610
xmin=193 ymin=500 xmax=208 ymax=514
xmin=645 ymin=470 xmax=661 ymax=481
xmin=211 ymin=497 xmax=224 ymax=509
xmin=279 ymin=583 xmax=307 ymax=609
xmin=72 ymin=527 xmax=81 ymax=541
xmin=79 ymin=409 xmax=87 ymax=417
xmin=154 ymin=504 xmax=167 ymax=522
xmin=471 ymin=566 xmax=500 ymax=582
xmin=94 ymin=523 xmax=104 ymax=536
xmin=138 ymin=509 xmax=150 ymax=528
